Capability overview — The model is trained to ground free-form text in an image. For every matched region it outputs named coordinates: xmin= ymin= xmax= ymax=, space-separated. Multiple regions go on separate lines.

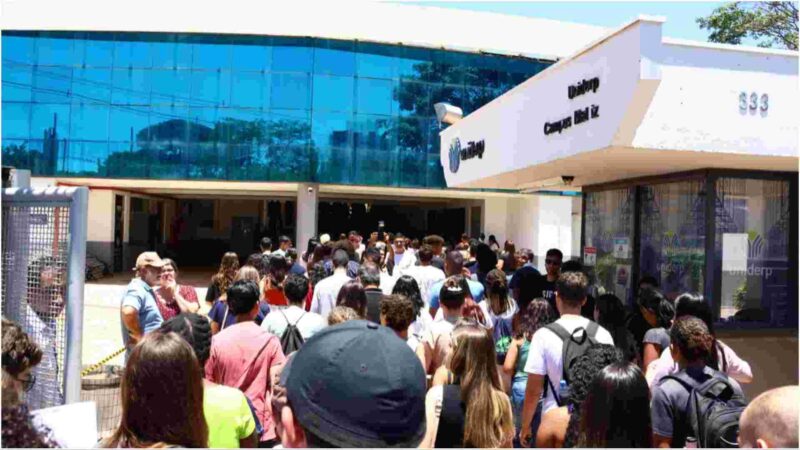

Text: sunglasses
xmin=545 ymin=259 xmax=562 ymax=266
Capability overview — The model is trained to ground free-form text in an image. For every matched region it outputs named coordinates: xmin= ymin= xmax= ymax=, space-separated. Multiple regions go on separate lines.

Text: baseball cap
xmin=280 ymin=320 xmax=426 ymax=448
xmin=319 ymin=233 xmax=331 ymax=244
xmin=134 ymin=252 xmax=165 ymax=270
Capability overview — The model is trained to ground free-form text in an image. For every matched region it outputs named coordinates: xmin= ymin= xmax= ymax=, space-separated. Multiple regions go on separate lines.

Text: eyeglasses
xmin=545 ymin=259 xmax=562 ymax=266
xmin=17 ymin=374 xmax=36 ymax=392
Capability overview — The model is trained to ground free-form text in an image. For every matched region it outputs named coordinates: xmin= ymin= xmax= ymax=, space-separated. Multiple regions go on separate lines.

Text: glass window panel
xmin=396 ymin=116 xmax=426 ymax=153
xmin=66 ymin=140 xmax=107 ymax=176
xmin=2 ymin=103 xmax=31 ymax=139
xmin=231 ymin=71 xmax=269 ymax=108
xmin=639 ymin=180 xmax=706 ymax=301
xmin=185 ymin=108 xmax=221 ymax=179
xmin=429 ymin=50 xmax=460 ymax=85
xmin=397 ymin=47 xmax=432 ymax=79
xmin=314 ymin=40 xmax=355 ymax=76
xmin=583 ymin=188 xmax=637 ymax=304
xmin=190 ymin=70 xmax=230 ymax=107
xmin=145 ymin=106 xmax=190 ymax=178
xmin=715 ymin=178 xmax=793 ymax=326
xmin=174 ymin=36 xmax=195 ymax=69
xmin=33 ymin=66 xmax=73 ymax=103
xmin=355 ymin=43 xmax=398 ymax=79
xmin=3 ymin=35 xmax=36 ymax=63
xmin=425 ymin=154 xmax=446 ymax=188
xmin=111 ymin=69 xmax=152 ymax=105
xmin=265 ymin=110 xmax=312 ymax=181
xmin=270 ymin=73 xmax=310 ymax=110
xmin=192 ymin=41 xmax=232 ymax=70
xmin=272 ymin=41 xmax=313 ymax=72
xmin=109 ymin=106 xmax=151 ymax=142
xmin=2 ymin=60 xmax=33 ymax=102
xmin=78 ymin=36 xmax=115 ymax=67
xmin=397 ymin=80 xmax=429 ymax=117
xmin=114 ymin=39 xmax=152 ymax=68
xmin=31 ymin=104 xmax=71 ymax=140
xmin=312 ymin=111 xmax=352 ymax=152
xmin=312 ymin=75 xmax=353 ymax=112
xmin=2 ymin=139 xmax=37 ymax=173
xmin=35 ymin=36 xmax=75 ymax=66
xmin=72 ymin=68 xmax=112 ymax=104
xmin=354 ymin=114 xmax=396 ymax=152
xmin=232 ymin=43 xmax=271 ymax=71
xmin=356 ymin=78 xmax=396 ymax=116
xmin=150 ymin=69 xmax=191 ymax=105
xmin=70 ymin=104 xmax=109 ymax=141
xmin=430 ymin=84 xmax=465 ymax=113
xmin=151 ymin=39 xmax=178 ymax=68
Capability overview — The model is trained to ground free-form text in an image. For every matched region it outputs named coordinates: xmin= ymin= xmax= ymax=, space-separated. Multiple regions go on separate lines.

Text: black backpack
xmin=544 ymin=321 xmax=600 ymax=405
xmin=664 ymin=371 xmax=747 ymax=448
xmin=279 ymin=310 xmax=305 ymax=355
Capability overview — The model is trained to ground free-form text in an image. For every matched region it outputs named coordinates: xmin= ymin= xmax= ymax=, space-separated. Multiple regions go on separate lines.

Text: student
xmin=626 ymin=276 xmax=660 ymax=358
xmin=380 ymin=294 xmax=419 ymax=351
xmin=502 ymin=299 xmax=556 ymax=445
xmin=311 ymin=250 xmax=351 ymax=317
xmin=519 ymin=271 xmax=615 ymax=447
xmin=392 ymin=275 xmax=433 ymax=343
xmin=739 ymin=385 xmax=799 ymax=449
xmin=161 ymin=314 xmax=258 ymax=448
xmin=154 ymin=258 xmax=200 ymax=321
xmin=595 ymin=293 xmax=638 ymax=363
xmin=639 ymin=288 xmax=675 ymax=370
xmin=263 ymin=254 xmax=289 ymax=307
xmin=480 ymin=269 xmax=519 ymax=330
xmin=277 ymin=320 xmax=426 ymax=448
xmin=358 ymin=262 xmax=384 ymax=322
xmin=576 ymin=362 xmax=652 ymax=448
xmin=209 ymin=267 xmax=270 ymax=334
xmin=335 ymin=280 xmax=368 ymax=319
xmin=429 ymin=251 xmax=485 ymax=318
xmin=646 ymin=293 xmax=752 ymax=387
xmin=262 ymin=274 xmax=326 ymax=342
xmin=561 ymin=260 xmax=595 ymax=320
xmin=651 ymin=316 xmax=746 ymax=448
xmin=327 ymin=305 xmax=360 ymax=326
xmin=102 ymin=331 xmax=208 ymax=448
xmin=206 ymin=252 xmax=240 ymax=305
xmin=535 ymin=345 xmax=624 ymax=449
xmin=536 ymin=249 xmax=563 ymax=315
xmin=1 ymin=318 xmax=56 ymax=448
xmin=205 ymin=280 xmax=286 ymax=447
xmin=416 ymin=277 xmax=467 ymax=375
xmin=404 ymin=245 xmax=445 ymax=308
xmin=420 ymin=321 xmax=515 ymax=448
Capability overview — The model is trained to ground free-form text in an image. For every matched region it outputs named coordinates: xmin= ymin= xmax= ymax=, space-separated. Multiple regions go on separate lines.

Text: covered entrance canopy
xmin=439 ymin=16 xmax=797 ymax=191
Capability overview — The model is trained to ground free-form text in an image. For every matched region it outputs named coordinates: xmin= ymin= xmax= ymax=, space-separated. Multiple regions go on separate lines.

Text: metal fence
xmin=1 ymin=187 xmax=88 ymax=409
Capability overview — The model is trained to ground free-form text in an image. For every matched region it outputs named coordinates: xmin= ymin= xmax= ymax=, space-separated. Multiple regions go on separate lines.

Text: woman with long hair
xmin=638 ymin=288 xmax=675 ymax=369
xmin=481 ymin=269 xmax=518 ymax=328
xmin=206 ymin=252 xmax=240 ymax=305
xmin=101 ymin=331 xmax=208 ymax=448
xmin=577 ymin=362 xmax=652 ymax=448
xmin=303 ymin=238 xmax=320 ymax=266
xmin=503 ymin=299 xmax=556 ymax=444
xmin=594 ymin=294 xmax=638 ymax=363
xmin=161 ymin=314 xmax=258 ymax=448
xmin=262 ymin=254 xmax=289 ymax=307
xmin=420 ymin=321 xmax=515 ymax=448
xmin=646 ymin=293 xmax=753 ymax=387
xmin=393 ymin=275 xmax=433 ymax=340
xmin=209 ymin=266 xmax=270 ymax=334
xmin=336 ymin=280 xmax=368 ymax=318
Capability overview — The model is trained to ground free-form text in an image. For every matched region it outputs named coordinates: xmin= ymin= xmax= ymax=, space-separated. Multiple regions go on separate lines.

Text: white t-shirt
xmin=310 ymin=271 xmax=351 ymax=318
xmin=478 ymin=298 xmax=518 ymax=329
xmin=409 ymin=309 xmax=434 ymax=341
xmin=523 ymin=314 xmax=614 ymax=413
xmin=404 ymin=265 xmax=445 ymax=309
xmin=261 ymin=305 xmax=327 ymax=341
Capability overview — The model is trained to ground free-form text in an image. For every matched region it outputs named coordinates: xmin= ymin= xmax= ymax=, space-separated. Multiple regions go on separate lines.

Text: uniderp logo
xmin=448 ymin=137 xmax=461 ymax=173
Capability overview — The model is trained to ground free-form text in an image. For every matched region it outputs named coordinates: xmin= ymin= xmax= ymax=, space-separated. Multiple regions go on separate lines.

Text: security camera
xmin=307 ymin=186 xmax=314 ymax=193
xmin=561 ymin=175 xmax=575 ymax=186
xmin=434 ymin=102 xmax=464 ymax=124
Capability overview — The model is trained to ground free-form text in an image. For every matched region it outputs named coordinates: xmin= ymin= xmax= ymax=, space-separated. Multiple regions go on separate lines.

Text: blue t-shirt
xmin=429 ymin=278 xmax=485 ymax=309
xmin=208 ymin=300 xmax=270 ymax=329
xmin=120 ymin=278 xmax=163 ymax=349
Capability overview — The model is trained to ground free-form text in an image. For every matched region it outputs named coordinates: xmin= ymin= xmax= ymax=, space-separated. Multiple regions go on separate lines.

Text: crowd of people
xmin=1 ymin=230 xmax=798 ymax=448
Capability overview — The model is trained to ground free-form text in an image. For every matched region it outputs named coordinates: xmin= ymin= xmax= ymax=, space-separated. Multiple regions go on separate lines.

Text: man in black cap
xmin=277 ymin=320 xmax=427 ymax=448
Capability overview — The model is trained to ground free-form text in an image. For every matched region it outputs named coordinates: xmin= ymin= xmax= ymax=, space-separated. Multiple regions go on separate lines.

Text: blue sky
xmin=404 ymin=2 xmax=732 ymax=42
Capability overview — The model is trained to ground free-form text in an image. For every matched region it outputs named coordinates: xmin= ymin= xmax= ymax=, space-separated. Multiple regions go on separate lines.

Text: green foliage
xmin=733 ymin=279 xmax=748 ymax=311
xmin=697 ymin=2 xmax=798 ymax=50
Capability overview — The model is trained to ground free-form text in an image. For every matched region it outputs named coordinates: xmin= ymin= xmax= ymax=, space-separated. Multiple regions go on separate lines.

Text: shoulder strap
xmin=292 ymin=311 xmax=306 ymax=327
xmin=221 ymin=305 xmax=229 ymax=330
xmin=544 ymin=322 xmax=571 ymax=342
xmin=234 ymin=338 xmax=271 ymax=387
xmin=546 ymin=374 xmax=563 ymax=407
xmin=585 ymin=321 xmax=599 ymax=338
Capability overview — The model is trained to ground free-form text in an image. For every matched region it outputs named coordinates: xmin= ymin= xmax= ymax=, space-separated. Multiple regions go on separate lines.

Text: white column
xmin=535 ymin=196 xmax=574 ymax=272
xmin=483 ymin=197 xmax=509 ymax=243
xmin=296 ymin=183 xmax=319 ymax=251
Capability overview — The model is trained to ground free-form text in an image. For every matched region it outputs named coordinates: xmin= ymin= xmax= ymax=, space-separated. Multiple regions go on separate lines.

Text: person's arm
xmin=519 ymin=374 xmax=545 ymax=447
xmin=643 ymin=343 xmax=662 ymax=371
xmin=205 ymin=282 xmax=218 ymax=305
xmin=718 ymin=340 xmax=753 ymax=384
xmin=431 ymin=366 xmax=450 ymax=387
xmin=174 ymin=286 xmax=200 ymax=314
xmin=121 ymin=305 xmax=142 ymax=347
xmin=650 ymin=384 xmax=675 ymax=449
xmin=534 ymin=408 xmax=559 ymax=449
xmin=418 ymin=386 xmax=443 ymax=449
xmin=502 ymin=338 xmax=522 ymax=377
xmin=310 ymin=285 xmax=322 ymax=314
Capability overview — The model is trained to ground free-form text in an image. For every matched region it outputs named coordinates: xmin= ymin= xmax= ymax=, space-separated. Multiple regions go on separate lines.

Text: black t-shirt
xmin=626 ymin=309 xmax=652 ymax=358
xmin=537 ymin=278 xmax=558 ymax=317
xmin=465 ymin=260 xmax=478 ymax=274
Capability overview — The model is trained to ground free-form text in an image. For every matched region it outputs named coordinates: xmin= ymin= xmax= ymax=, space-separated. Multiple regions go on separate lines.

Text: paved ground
xmin=82 ymin=268 xmax=213 ymax=367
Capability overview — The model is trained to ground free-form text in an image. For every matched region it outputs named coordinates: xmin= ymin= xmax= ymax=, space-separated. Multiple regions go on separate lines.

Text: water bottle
xmin=558 ymin=379 xmax=570 ymax=404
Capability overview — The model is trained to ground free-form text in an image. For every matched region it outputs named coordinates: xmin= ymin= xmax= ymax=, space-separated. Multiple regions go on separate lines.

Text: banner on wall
xmin=613 ymin=237 xmax=630 ymax=259
xmin=583 ymin=246 xmax=597 ymax=266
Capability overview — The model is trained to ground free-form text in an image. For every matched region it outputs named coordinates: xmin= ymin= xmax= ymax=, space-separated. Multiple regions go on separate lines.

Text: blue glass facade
xmin=1 ymin=31 xmax=549 ymax=188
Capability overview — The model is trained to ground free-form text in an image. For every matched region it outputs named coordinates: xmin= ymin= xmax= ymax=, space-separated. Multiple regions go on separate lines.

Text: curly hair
xmin=513 ymin=298 xmax=556 ymax=340
xmin=563 ymin=345 xmax=624 ymax=448
xmin=2 ymin=318 xmax=42 ymax=377
xmin=2 ymin=403 xmax=56 ymax=448
xmin=327 ymin=306 xmax=360 ymax=326
xmin=211 ymin=252 xmax=239 ymax=296
xmin=670 ymin=316 xmax=714 ymax=363
xmin=160 ymin=314 xmax=212 ymax=367
xmin=380 ymin=295 xmax=415 ymax=332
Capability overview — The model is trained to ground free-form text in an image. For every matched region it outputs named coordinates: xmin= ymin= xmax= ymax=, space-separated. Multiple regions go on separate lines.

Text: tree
xmin=697 ymin=2 xmax=798 ymax=50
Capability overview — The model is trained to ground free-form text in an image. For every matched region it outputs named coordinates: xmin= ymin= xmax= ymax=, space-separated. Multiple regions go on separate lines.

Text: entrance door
xmin=231 ymin=216 xmax=256 ymax=259
xmin=114 ymin=195 xmax=124 ymax=272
